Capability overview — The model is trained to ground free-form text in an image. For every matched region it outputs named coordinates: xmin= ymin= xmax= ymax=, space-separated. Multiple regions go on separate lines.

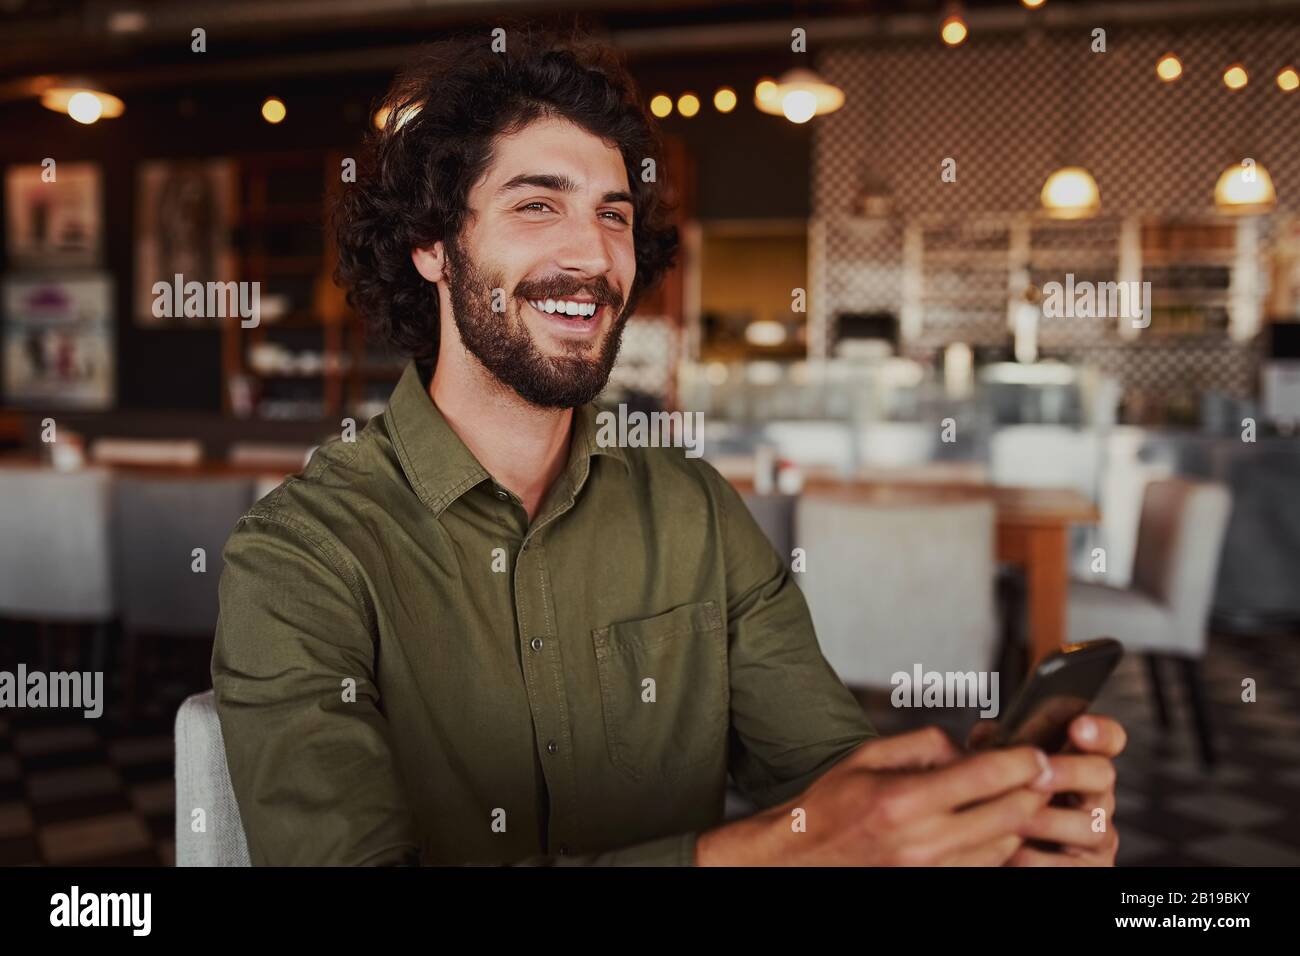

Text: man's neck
xmin=428 ymin=355 xmax=574 ymax=523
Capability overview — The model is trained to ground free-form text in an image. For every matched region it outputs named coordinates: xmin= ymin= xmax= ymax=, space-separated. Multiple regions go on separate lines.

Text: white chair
xmin=175 ymin=691 xmax=251 ymax=867
xmin=1092 ymin=427 xmax=1174 ymax=587
xmin=795 ymin=496 xmax=999 ymax=691
xmin=112 ymin=474 xmax=257 ymax=720
xmin=1067 ymin=479 xmax=1233 ymax=767
xmin=761 ymin=421 xmax=855 ymax=475
xmin=0 ymin=466 xmax=116 ymax=674
xmin=855 ymin=422 xmax=937 ymax=469
xmin=990 ymin=424 xmax=1103 ymax=576
xmin=990 ymin=425 xmax=1102 ymax=498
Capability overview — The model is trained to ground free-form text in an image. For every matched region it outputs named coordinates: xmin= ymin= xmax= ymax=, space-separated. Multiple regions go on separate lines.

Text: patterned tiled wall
xmin=813 ymin=20 xmax=1300 ymax=400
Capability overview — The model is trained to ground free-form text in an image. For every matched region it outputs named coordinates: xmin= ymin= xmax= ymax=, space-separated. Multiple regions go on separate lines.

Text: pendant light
xmin=754 ymin=68 xmax=845 ymax=124
xmin=1215 ymin=49 xmax=1276 ymax=215
xmin=39 ymin=79 xmax=125 ymax=124
xmin=754 ymin=1 xmax=844 ymax=125
xmin=1041 ymin=34 xmax=1099 ymax=218
xmin=1041 ymin=167 xmax=1102 ymax=219
xmin=1214 ymin=162 xmax=1276 ymax=213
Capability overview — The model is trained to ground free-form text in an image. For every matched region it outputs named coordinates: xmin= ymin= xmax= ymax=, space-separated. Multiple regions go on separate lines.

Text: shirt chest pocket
xmin=592 ymin=600 xmax=729 ymax=784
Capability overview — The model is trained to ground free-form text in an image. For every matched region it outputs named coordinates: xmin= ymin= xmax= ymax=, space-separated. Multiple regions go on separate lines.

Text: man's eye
xmin=602 ymin=211 xmax=631 ymax=225
xmin=520 ymin=201 xmax=554 ymax=214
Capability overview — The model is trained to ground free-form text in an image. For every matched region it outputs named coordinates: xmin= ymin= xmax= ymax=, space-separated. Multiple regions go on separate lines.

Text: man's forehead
xmin=483 ymin=118 xmax=629 ymax=194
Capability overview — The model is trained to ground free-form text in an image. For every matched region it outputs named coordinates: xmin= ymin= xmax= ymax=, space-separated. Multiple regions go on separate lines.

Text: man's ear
xmin=411 ymin=241 xmax=446 ymax=282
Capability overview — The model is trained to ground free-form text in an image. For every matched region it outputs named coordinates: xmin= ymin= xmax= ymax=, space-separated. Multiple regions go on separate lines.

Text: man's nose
xmin=554 ymin=213 xmax=615 ymax=281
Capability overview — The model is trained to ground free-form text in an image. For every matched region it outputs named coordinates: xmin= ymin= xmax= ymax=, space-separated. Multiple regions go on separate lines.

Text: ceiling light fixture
xmin=753 ymin=68 xmax=844 ymax=124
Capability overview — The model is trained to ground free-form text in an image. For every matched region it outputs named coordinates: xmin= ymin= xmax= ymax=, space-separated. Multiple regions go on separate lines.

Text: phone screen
xmin=997 ymin=693 xmax=1092 ymax=752
xmin=980 ymin=638 xmax=1123 ymax=754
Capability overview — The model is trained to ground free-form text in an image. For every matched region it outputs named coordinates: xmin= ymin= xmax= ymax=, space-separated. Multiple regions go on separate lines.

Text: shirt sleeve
xmin=211 ymin=510 xmax=422 ymax=866
xmin=704 ymin=466 xmax=878 ymax=809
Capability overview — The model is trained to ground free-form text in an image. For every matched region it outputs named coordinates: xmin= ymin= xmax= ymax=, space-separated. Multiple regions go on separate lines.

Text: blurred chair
xmin=113 ymin=474 xmax=256 ymax=719
xmin=991 ymin=424 xmax=1102 ymax=574
xmin=761 ymin=420 xmax=855 ymax=475
xmin=795 ymin=496 xmax=999 ymax=692
xmin=1205 ymin=441 xmax=1300 ymax=631
xmin=990 ymin=424 xmax=1101 ymax=497
xmin=0 ymin=467 xmax=115 ymax=669
xmin=90 ymin=438 xmax=203 ymax=468
xmin=1067 ymin=479 xmax=1233 ymax=768
xmin=1092 ymin=428 xmax=1174 ymax=587
xmin=740 ymin=492 xmax=797 ymax=561
xmin=855 ymin=421 xmax=937 ymax=470
xmin=175 ymin=690 xmax=251 ymax=867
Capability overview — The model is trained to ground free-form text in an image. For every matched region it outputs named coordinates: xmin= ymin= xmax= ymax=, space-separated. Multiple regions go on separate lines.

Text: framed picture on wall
xmin=2 ymin=273 xmax=115 ymax=409
xmin=3 ymin=162 xmax=103 ymax=268
xmin=134 ymin=159 xmax=238 ymax=326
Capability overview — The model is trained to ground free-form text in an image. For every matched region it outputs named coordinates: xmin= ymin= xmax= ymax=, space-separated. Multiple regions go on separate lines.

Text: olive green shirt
xmin=211 ymin=360 xmax=875 ymax=866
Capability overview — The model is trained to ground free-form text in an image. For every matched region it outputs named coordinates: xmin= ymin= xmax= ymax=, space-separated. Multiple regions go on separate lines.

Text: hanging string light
xmin=1156 ymin=52 xmax=1184 ymax=82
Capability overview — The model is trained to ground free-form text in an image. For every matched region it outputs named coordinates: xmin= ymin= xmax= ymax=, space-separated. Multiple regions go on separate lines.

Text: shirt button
xmin=546 ymin=740 xmax=558 ymax=754
xmin=530 ymin=637 xmax=544 ymax=652
xmin=521 ymin=541 xmax=530 ymax=552
xmin=495 ymin=489 xmax=509 ymax=501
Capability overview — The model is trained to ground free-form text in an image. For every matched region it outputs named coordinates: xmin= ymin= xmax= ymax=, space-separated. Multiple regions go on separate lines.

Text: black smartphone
xmin=982 ymin=637 xmax=1124 ymax=753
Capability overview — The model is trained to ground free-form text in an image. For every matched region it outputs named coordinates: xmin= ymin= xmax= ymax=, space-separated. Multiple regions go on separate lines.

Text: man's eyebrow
xmin=497 ymin=172 xmax=634 ymax=206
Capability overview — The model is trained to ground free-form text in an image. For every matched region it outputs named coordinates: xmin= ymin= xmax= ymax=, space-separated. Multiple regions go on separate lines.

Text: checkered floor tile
xmin=3 ymin=624 xmax=1298 ymax=866
xmin=854 ymin=630 xmax=1300 ymax=866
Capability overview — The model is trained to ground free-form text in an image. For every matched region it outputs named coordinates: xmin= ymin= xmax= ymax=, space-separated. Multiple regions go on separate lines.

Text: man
xmin=212 ymin=26 xmax=1124 ymax=866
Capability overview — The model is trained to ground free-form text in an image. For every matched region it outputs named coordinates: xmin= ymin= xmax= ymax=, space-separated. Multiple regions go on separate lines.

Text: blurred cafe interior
xmin=0 ymin=0 xmax=1299 ymax=868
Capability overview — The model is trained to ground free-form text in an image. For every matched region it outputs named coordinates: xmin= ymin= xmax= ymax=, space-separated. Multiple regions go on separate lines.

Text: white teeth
xmin=526 ymin=299 xmax=598 ymax=318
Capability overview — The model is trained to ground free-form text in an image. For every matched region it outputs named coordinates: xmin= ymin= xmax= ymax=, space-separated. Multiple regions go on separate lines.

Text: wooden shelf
xmin=221 ymin=149 xmax=392 ymax=421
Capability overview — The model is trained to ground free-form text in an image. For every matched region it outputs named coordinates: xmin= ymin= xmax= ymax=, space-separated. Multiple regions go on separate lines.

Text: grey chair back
xmin=1130 ymin=478 xmax=1233 ymax=655
xmin=0 ymin=466 xmax=115 ymax=621
xmin=175 ymin=690 xmax=251 ymax=867
xmin=740 ymin=492 xmax=797 ymax=562
xmin=112 ymin=474 xmax=256 ymax=636
xmin=795 ymin=496 xmax=999 ymax=689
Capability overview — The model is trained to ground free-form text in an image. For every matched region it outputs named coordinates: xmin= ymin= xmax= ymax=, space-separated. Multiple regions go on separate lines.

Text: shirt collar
xmin=384 ymin=359 xmax=628 ymax=518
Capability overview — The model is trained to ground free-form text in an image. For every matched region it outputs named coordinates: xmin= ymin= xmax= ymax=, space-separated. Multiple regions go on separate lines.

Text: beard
xmin=442 ymin=234 xmax=630 ymax=409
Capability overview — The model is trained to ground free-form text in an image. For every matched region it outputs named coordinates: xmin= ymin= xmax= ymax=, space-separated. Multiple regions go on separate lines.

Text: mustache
xmin=515 ymin=276 xmax=623 ymax=311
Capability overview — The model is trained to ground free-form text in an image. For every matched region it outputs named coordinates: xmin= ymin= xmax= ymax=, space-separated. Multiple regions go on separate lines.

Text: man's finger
xmin=908 ymin=746 xmax=1053 ymax=816
xmin=1007 ymin=845 xmax=1087 ymax=867
xmin=1069 ymin=714 xmax=1127 ymax=757
xmin=1041 ymin=754 xmax=1116 ymax=795
xmin=943 ymin=833 xmax=1022 ymax=867
xmin=1019 ymin=806 xmax=1111 ymax=850
xmin=851 ymin=725 xmax=962 ymax=772
xmin=902 ymin=787 xmax=1049 ymax=860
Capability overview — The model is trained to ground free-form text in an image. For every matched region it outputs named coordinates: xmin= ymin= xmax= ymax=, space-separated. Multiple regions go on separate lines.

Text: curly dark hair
xmin=333 ymin=21 xmax=680 ymax=364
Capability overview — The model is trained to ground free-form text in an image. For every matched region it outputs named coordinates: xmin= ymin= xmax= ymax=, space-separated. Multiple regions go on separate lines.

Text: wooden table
xmin=731 ymin=477 xmax=1100 ymax=666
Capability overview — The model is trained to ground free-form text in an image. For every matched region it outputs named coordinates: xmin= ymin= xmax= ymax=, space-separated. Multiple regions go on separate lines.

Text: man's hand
xmin=1009 ymin=715 xmax=1126 ymax=866
xmin=696 ymin=727 xmax=1056 ymax=866
xmin=966 ymin=714 xmax=1127 ymax=867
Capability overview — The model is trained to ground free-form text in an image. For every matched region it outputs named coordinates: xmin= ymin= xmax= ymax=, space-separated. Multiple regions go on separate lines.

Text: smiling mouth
xmin=524 ymin=297 xmax=603 ymax=321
